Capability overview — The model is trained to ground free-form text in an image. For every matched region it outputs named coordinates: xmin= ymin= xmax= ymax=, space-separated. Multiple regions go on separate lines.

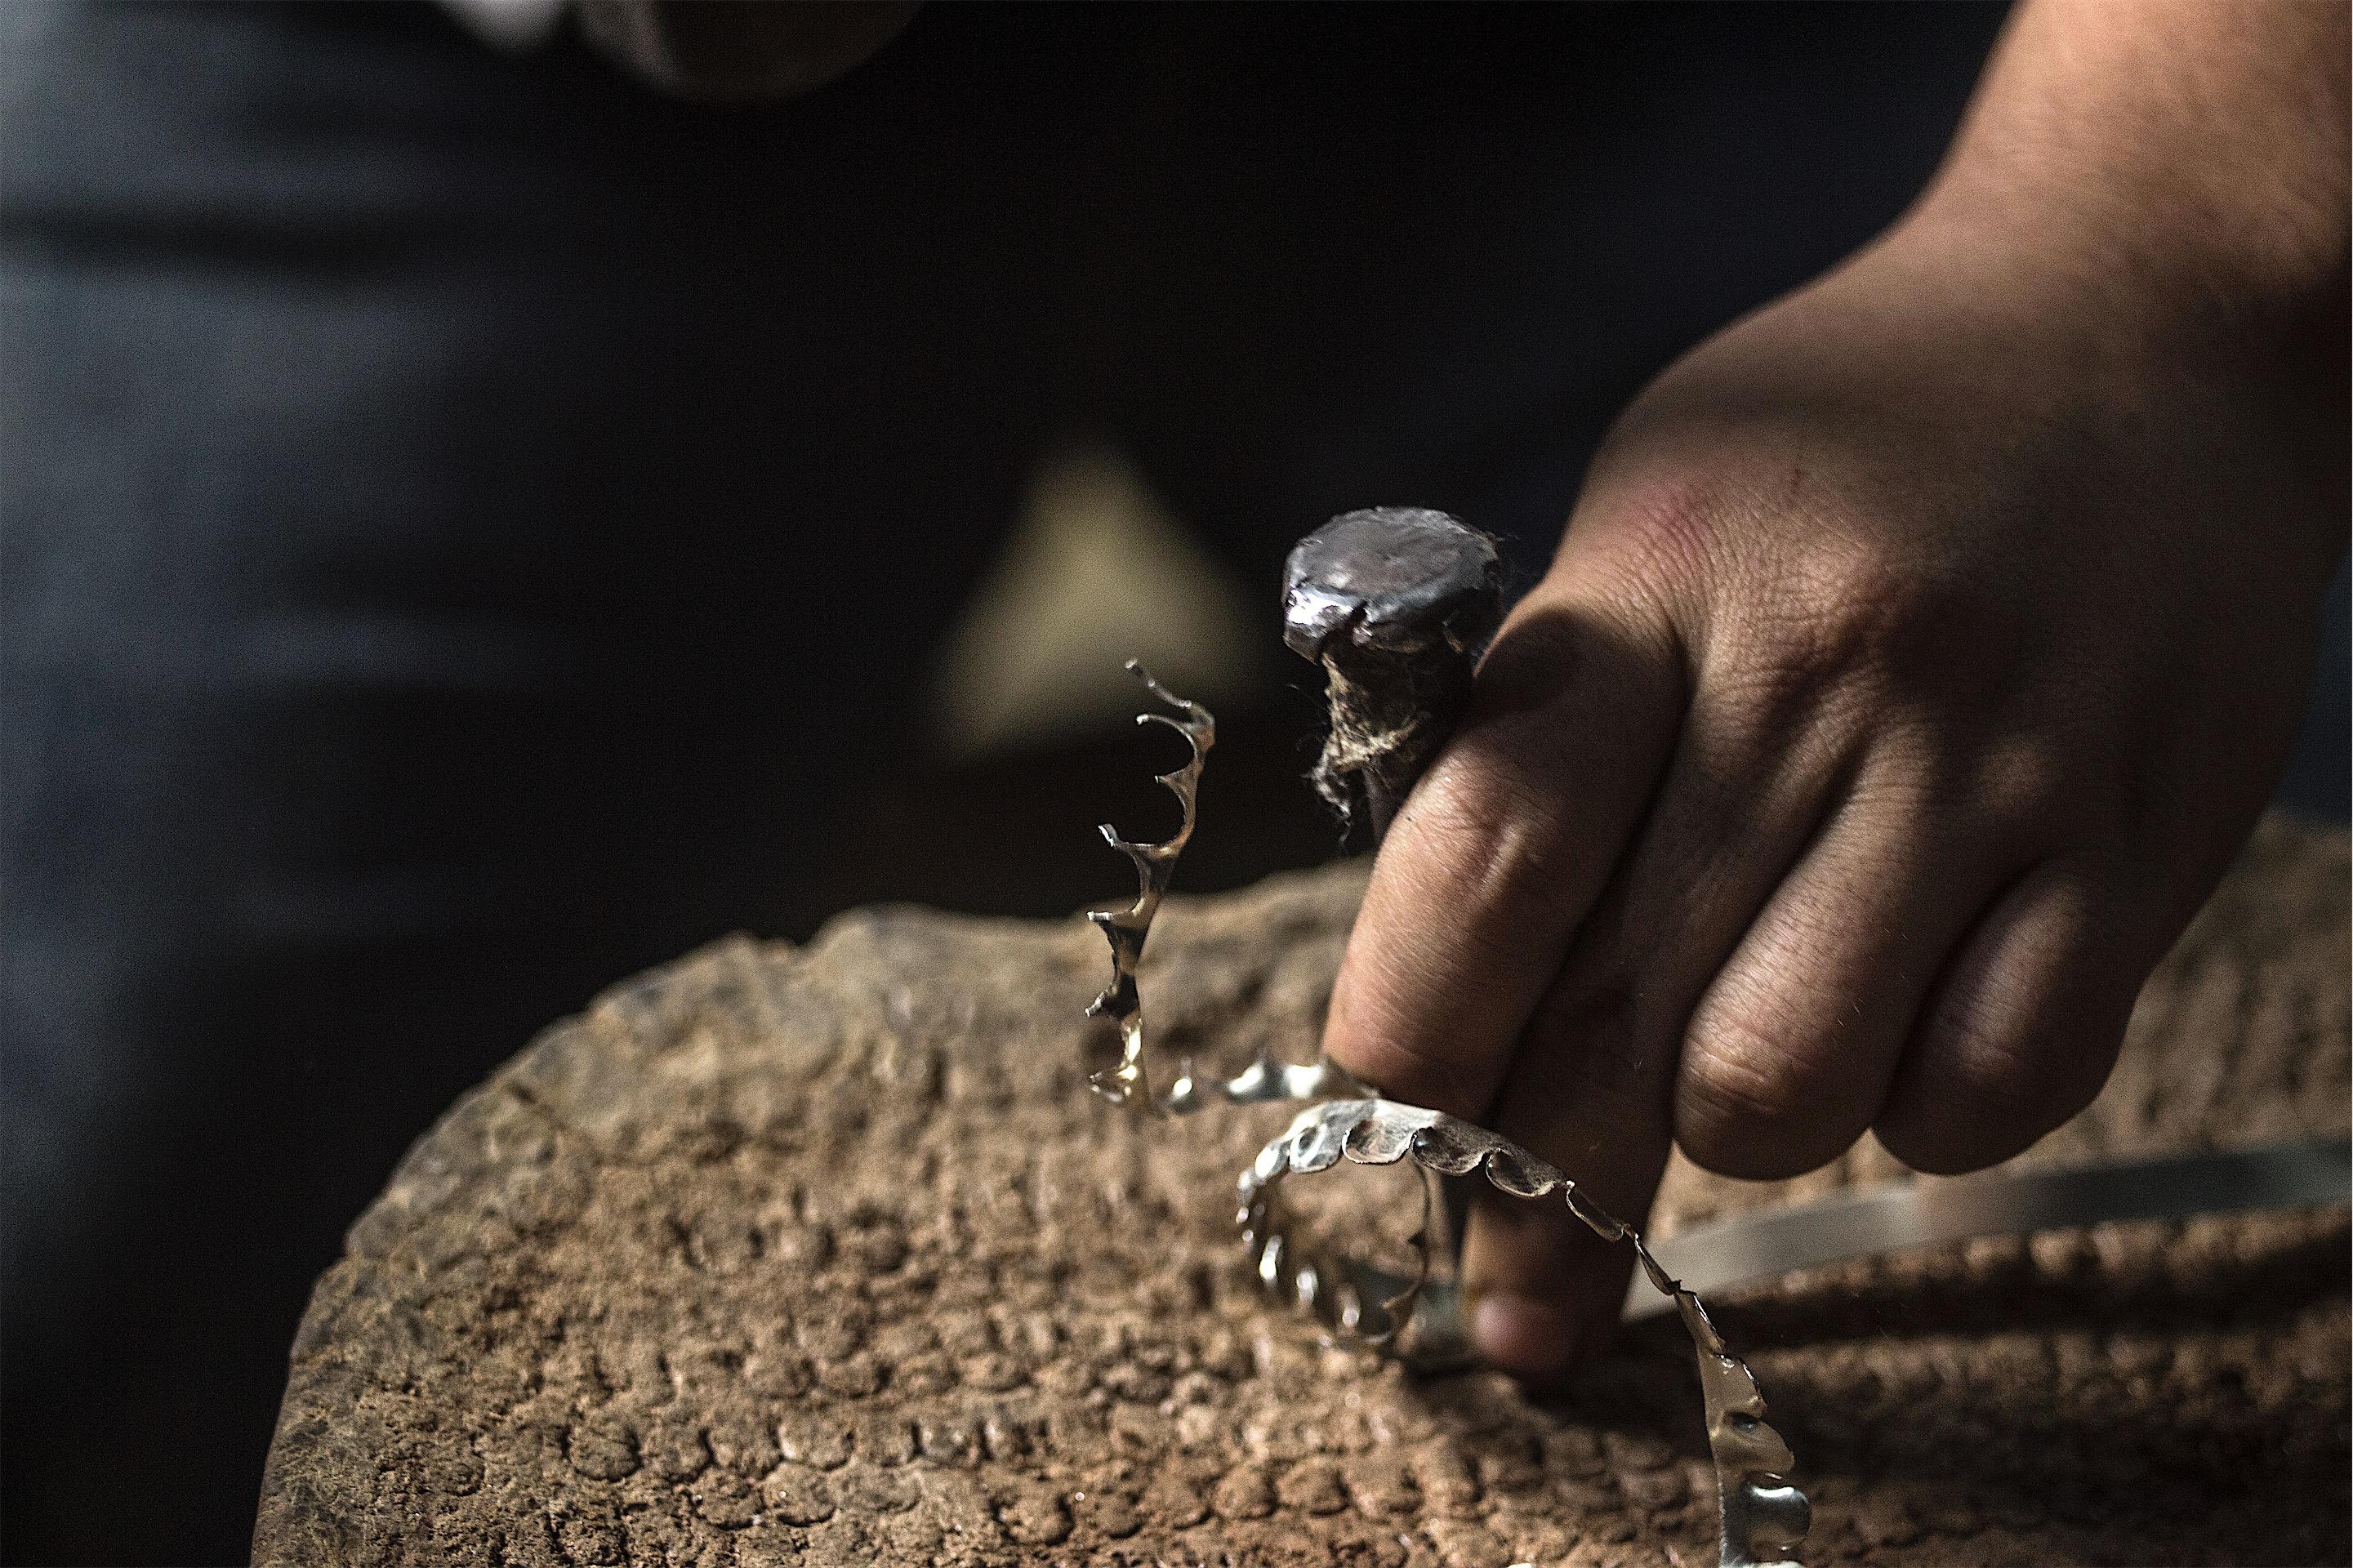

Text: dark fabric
xmin=12 ymin=5 xmax=2327 ymax=1562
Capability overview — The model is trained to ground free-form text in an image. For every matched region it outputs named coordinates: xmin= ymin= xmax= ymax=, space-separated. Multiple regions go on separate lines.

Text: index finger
xmin=1320 ymin=582 xmax=1684 ymax=1120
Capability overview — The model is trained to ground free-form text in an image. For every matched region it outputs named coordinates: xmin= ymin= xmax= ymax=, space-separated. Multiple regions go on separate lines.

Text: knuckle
xmin=1953 ymin=730 xmax=2119 ymax=835
xmin=1732 ymin=544 xmax=1968 ymax=706
xmin=1892 ymin=1001 xmax=2118 ymax=1174
xmin=1686 ymin=660 xmax=1817 ymax=780
xmin=1881 ymin=859 xmax=2147 ymax=1174
xmin=1403 ymin=755 xmax=1584 ymax=939
xmin=1972 ymin=737 xmax=2075 ymax=823
xmin=1917 ymin=996 xmax=2088 ymax=1121
xmin=1784 ymin=551 xmax=1915 ymax=661
xmin=1674 ymin=1002 xmax=1843 ymax=1174
xmin=1590 ymin=475 xmax=1726 ymax=589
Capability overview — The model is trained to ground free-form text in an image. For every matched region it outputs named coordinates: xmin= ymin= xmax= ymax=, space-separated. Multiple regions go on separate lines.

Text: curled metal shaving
xmin=1082 ymin=660 xmax=1210 ymax=1110
xmin=1241 ymin=1100 xmax=1810 ymax=1568
xmin=1085 ymin=662 xmax=1372 ymax=1116
xmin=1083 ymin=669 xmax=1807 ymax=1566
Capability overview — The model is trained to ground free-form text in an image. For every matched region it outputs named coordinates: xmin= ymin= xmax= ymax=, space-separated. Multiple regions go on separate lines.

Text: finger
xmin=1459 ymin=1039 xmax=1664 ymax=1379
xmin=1874 ymin=856 xmax=2154 ymax=1174
xmin=1320 ymin=586 xmax=1683 ymax=1120
xmin=1457 ymin=683 xmax=1855 ymax=1378
xmin=1673 ymin=771 xmax=2025 ymax=1179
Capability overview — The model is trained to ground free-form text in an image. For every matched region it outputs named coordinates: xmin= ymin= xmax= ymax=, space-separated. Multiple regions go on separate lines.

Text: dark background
xmin=1 ymin=5 xmax=2342 ymax=1563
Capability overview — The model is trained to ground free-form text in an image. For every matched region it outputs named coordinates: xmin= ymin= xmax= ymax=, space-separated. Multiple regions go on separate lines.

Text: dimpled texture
xmin=256 ymin=817 xmax=2350 ymax=1568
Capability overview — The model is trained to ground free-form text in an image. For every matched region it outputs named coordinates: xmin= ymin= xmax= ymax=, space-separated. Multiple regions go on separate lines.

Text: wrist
xmin=1906 ymin=179 xmax=2333 ymax=381
xmin=1902 ymin=0 xmax=2346 ymax=404
xmin=1873 ymin=188 xmax=2353 ymax=567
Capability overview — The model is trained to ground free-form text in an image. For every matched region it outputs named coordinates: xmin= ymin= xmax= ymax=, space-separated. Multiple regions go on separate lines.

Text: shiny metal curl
xmin=1241 ymin=1099 xmax=1808 ymax=1568
xmin=1085 ymin=663 xmax=1375 ymax=1116
xmin=1083 ymin=661 xmax=1210 ymax=1111
xmin=1083 ymin=671 xmax=1806 ymax=1568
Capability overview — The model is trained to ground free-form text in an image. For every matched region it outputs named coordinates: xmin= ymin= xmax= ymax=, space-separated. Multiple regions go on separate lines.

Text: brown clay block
xmin=256 ymin=817 xmax=2349 ymax=1566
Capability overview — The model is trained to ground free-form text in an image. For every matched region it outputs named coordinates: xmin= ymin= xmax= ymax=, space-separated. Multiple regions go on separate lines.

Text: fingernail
xmin=1469 ymin=1290 xmax=1580 ymax=1379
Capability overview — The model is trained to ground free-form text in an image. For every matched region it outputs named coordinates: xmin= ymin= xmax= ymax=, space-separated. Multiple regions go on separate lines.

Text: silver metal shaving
xmin=1083 ymin=667 xmax=1808 ymax=1568
xmin=1081 ymin=661 xmax=1205 ymax=1111
xmin=1085 ymin=662 xmax=1373 ymax=1116
xmin=1243 ymin=1100 xmax=1809 ymax=1568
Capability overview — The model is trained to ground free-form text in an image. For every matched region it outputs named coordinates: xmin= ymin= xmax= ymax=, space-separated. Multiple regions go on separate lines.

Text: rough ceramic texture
xmin=256 ymin=816 xmax=2351 ymax=1567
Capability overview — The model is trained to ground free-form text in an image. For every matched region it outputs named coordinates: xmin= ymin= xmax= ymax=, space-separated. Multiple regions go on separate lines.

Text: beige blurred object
xmin=575 ymin=0 xmax=919 ymax=100
xmin=439 ymin=0 xmax=568 ymax=51
xmin=929 ymin=443 xmax=1259 ymax=761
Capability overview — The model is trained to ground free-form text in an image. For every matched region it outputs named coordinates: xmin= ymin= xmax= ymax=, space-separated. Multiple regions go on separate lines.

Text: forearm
xmin=1919 ymin=0 xmax=2347 ymax=351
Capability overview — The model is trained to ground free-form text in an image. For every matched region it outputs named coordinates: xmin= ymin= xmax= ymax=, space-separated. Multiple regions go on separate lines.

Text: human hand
xmin=1319 ymin=165 xmax=2346 ymax=1377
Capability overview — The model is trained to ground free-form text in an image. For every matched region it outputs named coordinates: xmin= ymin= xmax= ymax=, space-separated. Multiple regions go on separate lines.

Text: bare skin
xmin=1321 ymin=0 xmax=2349 ymax=1379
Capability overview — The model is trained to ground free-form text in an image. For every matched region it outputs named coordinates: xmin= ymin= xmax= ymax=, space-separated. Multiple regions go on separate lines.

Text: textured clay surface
xmin=256 ymin=816 xmax=2351 ymax=1567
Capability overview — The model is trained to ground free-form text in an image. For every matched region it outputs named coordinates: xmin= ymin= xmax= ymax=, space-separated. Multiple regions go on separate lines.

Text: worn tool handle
xmin=1282 ymin=507 xmax=1504 ymax=839
xmin=1284 ymin=506 xmax=1506 ymax=1265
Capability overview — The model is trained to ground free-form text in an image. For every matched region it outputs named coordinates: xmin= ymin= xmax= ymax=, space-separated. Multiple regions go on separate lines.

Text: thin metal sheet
xmin=1621 ymin=1136 xmax=2352 ymax=1321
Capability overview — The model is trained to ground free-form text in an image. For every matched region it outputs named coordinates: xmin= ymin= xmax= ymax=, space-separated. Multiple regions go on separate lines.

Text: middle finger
xmin=1458 ymin=681 xmax=1858 ymax=1376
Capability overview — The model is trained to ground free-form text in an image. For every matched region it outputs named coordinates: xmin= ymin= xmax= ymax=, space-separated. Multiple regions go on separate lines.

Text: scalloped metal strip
xmin=1240 ymin=1099 xmax=1808 ymax=1568
xmin=1084 ymin=673 xmax=1805 ymax=1567
xmin=1085 ymin=664 xmax=1374 ymax=1117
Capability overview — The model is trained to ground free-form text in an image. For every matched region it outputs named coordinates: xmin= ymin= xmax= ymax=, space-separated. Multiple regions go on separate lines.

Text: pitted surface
xmin=257 ymin=816 xmax=2350 ymax=1566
